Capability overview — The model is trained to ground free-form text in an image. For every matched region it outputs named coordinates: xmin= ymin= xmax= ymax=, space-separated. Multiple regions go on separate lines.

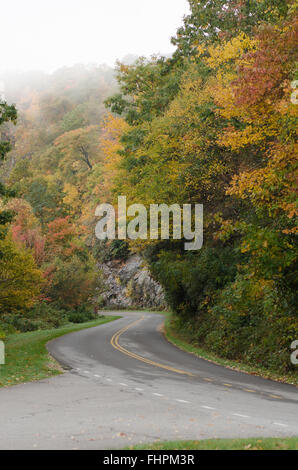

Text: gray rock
xmin=98 ymin=254 xmax=166 ymax=309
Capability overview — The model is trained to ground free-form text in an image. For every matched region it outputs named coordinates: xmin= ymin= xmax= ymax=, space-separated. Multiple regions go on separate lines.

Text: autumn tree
xmin=172 ymin=0 xmax=291 ymax=59
xmin=0 ymin=234 xmax=44 ymax=315
xmin=54 ymin=125 xmax=101 ymax=171
xmin=7 ymin=198 xmax=46 ymax=265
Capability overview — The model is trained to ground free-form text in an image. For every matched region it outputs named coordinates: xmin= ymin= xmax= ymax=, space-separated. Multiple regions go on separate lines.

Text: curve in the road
xmin=1 ymin=310 xmax=297 ymax=449
xmin=110 ymin=315 xmax=194 ymax=377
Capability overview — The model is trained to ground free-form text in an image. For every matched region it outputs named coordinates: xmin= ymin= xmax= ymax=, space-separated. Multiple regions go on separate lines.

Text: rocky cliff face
xmin=98 ymin=255 xmax=166 ymax=309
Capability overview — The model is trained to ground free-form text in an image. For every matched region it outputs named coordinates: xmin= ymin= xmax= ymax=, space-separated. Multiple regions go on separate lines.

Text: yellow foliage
xmin=100 ymin=113 xmax=130 ymax=202
xmin=206 ymin=33 xmax=258 ymax=69
xmin=62 ymin=183 xmax=81 ymax=213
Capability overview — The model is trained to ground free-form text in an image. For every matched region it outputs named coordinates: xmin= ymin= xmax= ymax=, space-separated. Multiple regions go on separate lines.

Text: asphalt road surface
xmin=0 ymin=311 xmax=297 ymax=449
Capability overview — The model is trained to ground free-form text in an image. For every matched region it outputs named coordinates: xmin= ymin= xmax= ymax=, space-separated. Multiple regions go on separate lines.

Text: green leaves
xmin=171 ymin=0 xmax=290 ymax=60
xmin=0 ymin=101 xmax=18 ymax=239
xmin=102 ymin=1 xmax=298 ymax=374
xmin=0 ymin=101 xmax=17 ymax=127
xmin=0 ymin=101 xmax=17 ymax=162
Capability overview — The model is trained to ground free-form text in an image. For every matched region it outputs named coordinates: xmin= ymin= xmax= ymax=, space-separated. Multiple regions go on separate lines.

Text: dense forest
xmin=0 ymin=0 xmax=297 ymax=375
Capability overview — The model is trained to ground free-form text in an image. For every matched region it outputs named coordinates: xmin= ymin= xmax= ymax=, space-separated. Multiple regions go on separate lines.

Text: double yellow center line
xmin=109 ymin=316 xmax=286 ymax=400
xmin=110 ymin=316 xmax=194 ymax=377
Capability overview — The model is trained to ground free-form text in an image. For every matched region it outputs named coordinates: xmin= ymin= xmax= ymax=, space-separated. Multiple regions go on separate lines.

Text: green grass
xmin=0 ymin=316 xmax=120 ymax=387
xmin=126 ymin=436 xmax=298 ymax=450
xmin=163 ymin=314 xmax=298 ymax=386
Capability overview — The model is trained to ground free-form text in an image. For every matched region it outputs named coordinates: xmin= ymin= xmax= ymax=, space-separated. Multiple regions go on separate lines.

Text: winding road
xmin=0 ymin=311 xmax=297 ymax=449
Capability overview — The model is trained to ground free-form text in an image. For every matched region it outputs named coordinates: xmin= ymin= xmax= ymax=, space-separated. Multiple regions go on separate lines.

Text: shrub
xmin=205 ymin=275 xmax=298 ymax=372
xmin=2 ymin=302 xmax=68 ymax=332
xmin=67 ymin=305 xmax=97 ymax=323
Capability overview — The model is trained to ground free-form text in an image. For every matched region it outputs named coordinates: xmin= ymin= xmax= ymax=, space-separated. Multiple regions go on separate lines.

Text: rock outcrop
xmin=98 ymin=254 xmax=166 ymax=309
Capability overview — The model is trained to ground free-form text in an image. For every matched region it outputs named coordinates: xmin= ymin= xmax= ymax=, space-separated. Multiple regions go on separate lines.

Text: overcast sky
xmin=1 ymin=0 xmax=190 ymax=73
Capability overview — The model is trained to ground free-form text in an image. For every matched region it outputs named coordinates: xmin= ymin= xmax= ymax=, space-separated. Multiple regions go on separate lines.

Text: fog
xmin=1 ymin=0 xmax=190 ymax=74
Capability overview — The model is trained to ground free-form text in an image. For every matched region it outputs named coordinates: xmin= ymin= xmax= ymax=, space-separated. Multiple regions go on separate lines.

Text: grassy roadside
xmin=161 ymin=312 xmax=297 ymax=386
xmin=126 ymin=437 xmax=298 ymax=450
xmin=0 ymin=316 xmax=120 ymax=387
